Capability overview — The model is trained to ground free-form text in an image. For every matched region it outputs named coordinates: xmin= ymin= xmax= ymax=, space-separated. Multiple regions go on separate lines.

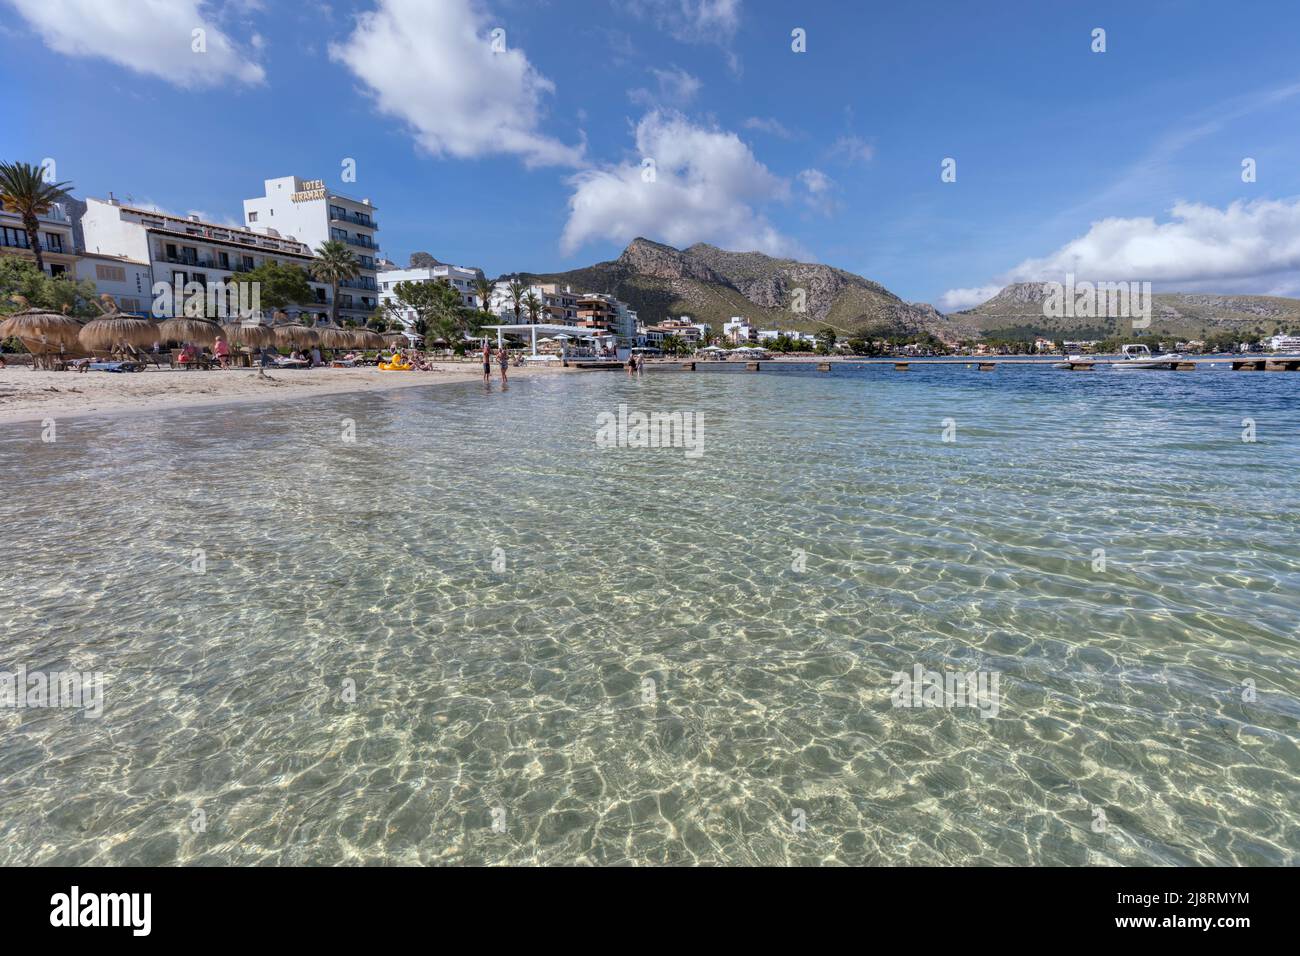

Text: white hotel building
xmin=0 ymin=199 xmax=76 ymax=277
xmin=79 ymin=197 xmax=330 ymax=319
xmin=378 ymin=263 xmax=485 ymax=339
xmin=243 ymin=176 xmax=380 ymax=325
xmin=380 ymin=262 xmax=483 ymax=308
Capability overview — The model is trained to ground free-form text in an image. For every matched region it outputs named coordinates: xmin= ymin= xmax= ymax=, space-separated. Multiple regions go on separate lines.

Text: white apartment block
xmin=379 ymin=263 xmax=485 ymax=333
xmin=724 ymin=316 xmax=756 ymax=343
xmin=489 ymin=282 xmax=582 ymax=324
xmin=243 ymin=176 xmax=380 ymax=324
xmin=1268 ymin=333 xmax=1300 ymax=352
xmin=75 ymin=253 xmax=153 ymax=315
xmin=80 ymin=197 xmax=330 ymax=318
xmin=0 ymin=199 xmax=76 ymax=276
xmin=757 ymin=329 xmax=816 ymax=345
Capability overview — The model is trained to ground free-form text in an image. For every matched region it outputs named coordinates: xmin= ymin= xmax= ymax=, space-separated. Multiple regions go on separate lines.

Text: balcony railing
xmin=330 ymin=210 xmax=377 ymax=229
xmin=339 ymin=235 xmax=376 ymax=249
xmin=339 ymin=278 xmax=377 ymax=291
xmin=0 ymin=234 xmax=67 ymax=253
xmin=156 ymin=253 xmax=240 ymax=271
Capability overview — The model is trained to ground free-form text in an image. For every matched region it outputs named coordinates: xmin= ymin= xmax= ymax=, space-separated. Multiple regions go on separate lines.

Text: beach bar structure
xmin=482 ymin=323 xmax=619 ymax=362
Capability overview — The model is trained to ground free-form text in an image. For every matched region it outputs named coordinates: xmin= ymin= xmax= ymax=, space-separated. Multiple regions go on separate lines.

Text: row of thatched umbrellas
xmin=0 ymin=305 xmax=401 ymax=359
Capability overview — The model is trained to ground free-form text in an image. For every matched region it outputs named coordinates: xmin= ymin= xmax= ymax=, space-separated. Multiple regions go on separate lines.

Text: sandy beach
xmin=0 ymin=361 xmax=558 ymax=424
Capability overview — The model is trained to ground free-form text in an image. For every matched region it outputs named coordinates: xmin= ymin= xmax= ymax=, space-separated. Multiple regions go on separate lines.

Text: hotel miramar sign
xmin=291 ymin=180 xmax=328 ymax=203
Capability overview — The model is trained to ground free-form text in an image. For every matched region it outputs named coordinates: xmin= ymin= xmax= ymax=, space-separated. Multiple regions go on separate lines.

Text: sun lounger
xmin=89 ymin=361 xmax=145 ymax=373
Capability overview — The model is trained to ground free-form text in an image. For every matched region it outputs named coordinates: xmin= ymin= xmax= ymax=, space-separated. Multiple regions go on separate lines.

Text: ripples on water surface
xmin=0 ymin=364 xmax=1297 ymax=865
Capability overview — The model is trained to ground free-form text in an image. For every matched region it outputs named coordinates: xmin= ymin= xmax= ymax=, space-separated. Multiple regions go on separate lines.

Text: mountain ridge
xmin=519 ymin=237 xmax=969 ymax=341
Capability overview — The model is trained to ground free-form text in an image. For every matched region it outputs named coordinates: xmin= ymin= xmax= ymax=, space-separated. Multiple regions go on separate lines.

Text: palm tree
xmin=473 ymin=275 xmax=495 ymax=315
xmin=507 ymin=278 xmax=528 ymax=323
xmin=310 ymin=239 xmax=360 ymax=326
xmin=523 ymin=291 xmax=544 ymax=325
xmin=0 ymin=161 xmax=73 ymax=275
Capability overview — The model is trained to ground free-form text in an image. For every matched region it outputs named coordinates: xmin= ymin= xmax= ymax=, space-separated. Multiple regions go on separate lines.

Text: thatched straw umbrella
xmin=382 ymin=331 xmax=411 ymax=346
xmin=352 ymin=328 xmax=384 ymax=349
xmin=222 ymin=322 xmax=273 ymax=349
xmin=272 ymin=322 xmax=321 ymax=349
xmin=78 ymin=304 xmax=158 ymax=352
xmin=0 ymin=306 xmax=84 ymax=354
xmin=157 ymin=316 xmax=221 ymax=347
xmin=315 ymin=323 xmax=354 ymax=350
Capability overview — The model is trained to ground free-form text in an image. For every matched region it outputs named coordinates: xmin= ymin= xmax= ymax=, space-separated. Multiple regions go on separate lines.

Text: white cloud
xmin=939 ymin=285 xmax=1003 ymax=311
xmin=743 ymin=116 xmax=795 ymax=139
xmin=628 ymin=65 xmax=701 ymax=107
xmin=626 ymin=0 xmax=742 ymax=39
xmin=829 ymin=135 xmax=875 ymax=165
xmin=941 ymin=198 xmax=1300 ymax=309
xmin=798 ymin=169 xmax=831 ymax=194
xmin=1004 ymin=199 xmax=1300 ymax=285
xmin=798 ymin=168 xmax=837 ymax=216
xmin=624 ymin=0 xmax=743 ymax=70
xmin=329 ymin=0 xmax=582 ymax=168
xmin=561 ymin=110 xmax=795 ymax=256
xmin=5 ymin=0 xmax=265 ymax=88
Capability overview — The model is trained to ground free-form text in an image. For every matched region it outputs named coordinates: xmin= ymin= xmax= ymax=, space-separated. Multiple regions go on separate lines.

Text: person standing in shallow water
xmin=626 ymin=353 xmax=637 ymax=376
xmin=498 ymin=345 xmax=509 ymax=384
xmin=482 ymin=341 xmax=492 ymax=385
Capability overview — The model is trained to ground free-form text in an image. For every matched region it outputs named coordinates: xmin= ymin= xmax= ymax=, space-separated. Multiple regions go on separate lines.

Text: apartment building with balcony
xmin=576 ymin=293 xmax=638 ymax=344
xmin=79 ymin=197 xmax=330 ymax=318
xmin=723 ymin=316 xmax=757 ymax=344
xmin=488 ymin=281 xmax=580 ymax=323
xmin=644 ymin=317 xmax=705 ymax=344
xmin=243 ymin=176 xmax=380 ymax=324
xmin=378 ymin=262 xmax=485 ymax=335
xmin=380 ymin=262 xmax=484 ymax=309
xmin=0 ymin=199 xmax=77 ymax=276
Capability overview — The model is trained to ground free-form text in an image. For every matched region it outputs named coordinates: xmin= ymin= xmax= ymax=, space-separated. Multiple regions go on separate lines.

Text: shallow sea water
xmin=0 ymin=363 xmax=1297 ymax=865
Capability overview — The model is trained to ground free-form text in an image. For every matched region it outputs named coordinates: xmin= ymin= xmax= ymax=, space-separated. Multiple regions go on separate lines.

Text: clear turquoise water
xmin=0 ymin=364 xmax=1297 ymax=865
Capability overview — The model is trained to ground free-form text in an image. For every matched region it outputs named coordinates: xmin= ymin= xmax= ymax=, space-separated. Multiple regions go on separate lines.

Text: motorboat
xmin=1053 ymin=353 xmax=1095 ymax=369
xmin=1114 ymin=343 xmax=1183 ymax=369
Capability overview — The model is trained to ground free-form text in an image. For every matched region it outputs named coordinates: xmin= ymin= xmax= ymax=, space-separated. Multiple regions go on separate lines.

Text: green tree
xmin=387 ymin=278 xmax=466 ymax=345
xmin=507 ymin=278 xmax=528 ymax=323
xmin=473 ymin=275 xmax=495 ymax=315
xmin=522 ymin=291 xmax=544 ymax=325
xmin=228 ymin=260 xmax=315 ymax=314
xmin=309 ymin=239 xmax=360 ymax=326
xmin=815 ymin=326 xmax=837 ymax=354
xmin=0 ymin=257 xmax=97 ymax=317
xmin=0 ymin=161 xmax=73 ymax=274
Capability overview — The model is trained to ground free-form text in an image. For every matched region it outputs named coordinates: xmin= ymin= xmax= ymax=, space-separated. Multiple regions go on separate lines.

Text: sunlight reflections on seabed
xmin=0 ymin=366 xmax=1296 ymax=865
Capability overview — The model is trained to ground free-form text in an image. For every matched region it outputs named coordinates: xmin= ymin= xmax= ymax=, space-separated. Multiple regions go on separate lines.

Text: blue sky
xmin=5 ymin=0 xmax=1300 ymax=308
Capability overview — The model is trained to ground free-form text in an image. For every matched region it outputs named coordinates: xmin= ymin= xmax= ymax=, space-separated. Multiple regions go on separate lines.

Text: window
xmin=96 ymin=264 xmax=127 ymax=282
xmin=45 ymin=233 xmax=64 ymax=252
xmin=242 ymin=256 xmax=254 ymax=270
xmin=248 ymin=211 xmax=258 ymax=223
xmin=49 ymin=264 xmax=66 ymax=277
xmin=218 ymin=252 xmax=230 ymax=269
xmin=121 ymin=298 xmax=141 ymax=312
xmin=2 ymin=227 xmax=28 ymax=248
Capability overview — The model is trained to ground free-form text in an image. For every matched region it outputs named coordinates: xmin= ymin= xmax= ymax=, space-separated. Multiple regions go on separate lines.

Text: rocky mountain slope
xmin=519 ymin=238 xmax=970 ymax=341
xmin=956 ymin=282 xmax=1300 ymax=341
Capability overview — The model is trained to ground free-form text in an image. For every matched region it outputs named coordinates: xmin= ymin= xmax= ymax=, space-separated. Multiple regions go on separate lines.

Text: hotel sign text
xmin=291 ymin=179 xmax=327 ymax=202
